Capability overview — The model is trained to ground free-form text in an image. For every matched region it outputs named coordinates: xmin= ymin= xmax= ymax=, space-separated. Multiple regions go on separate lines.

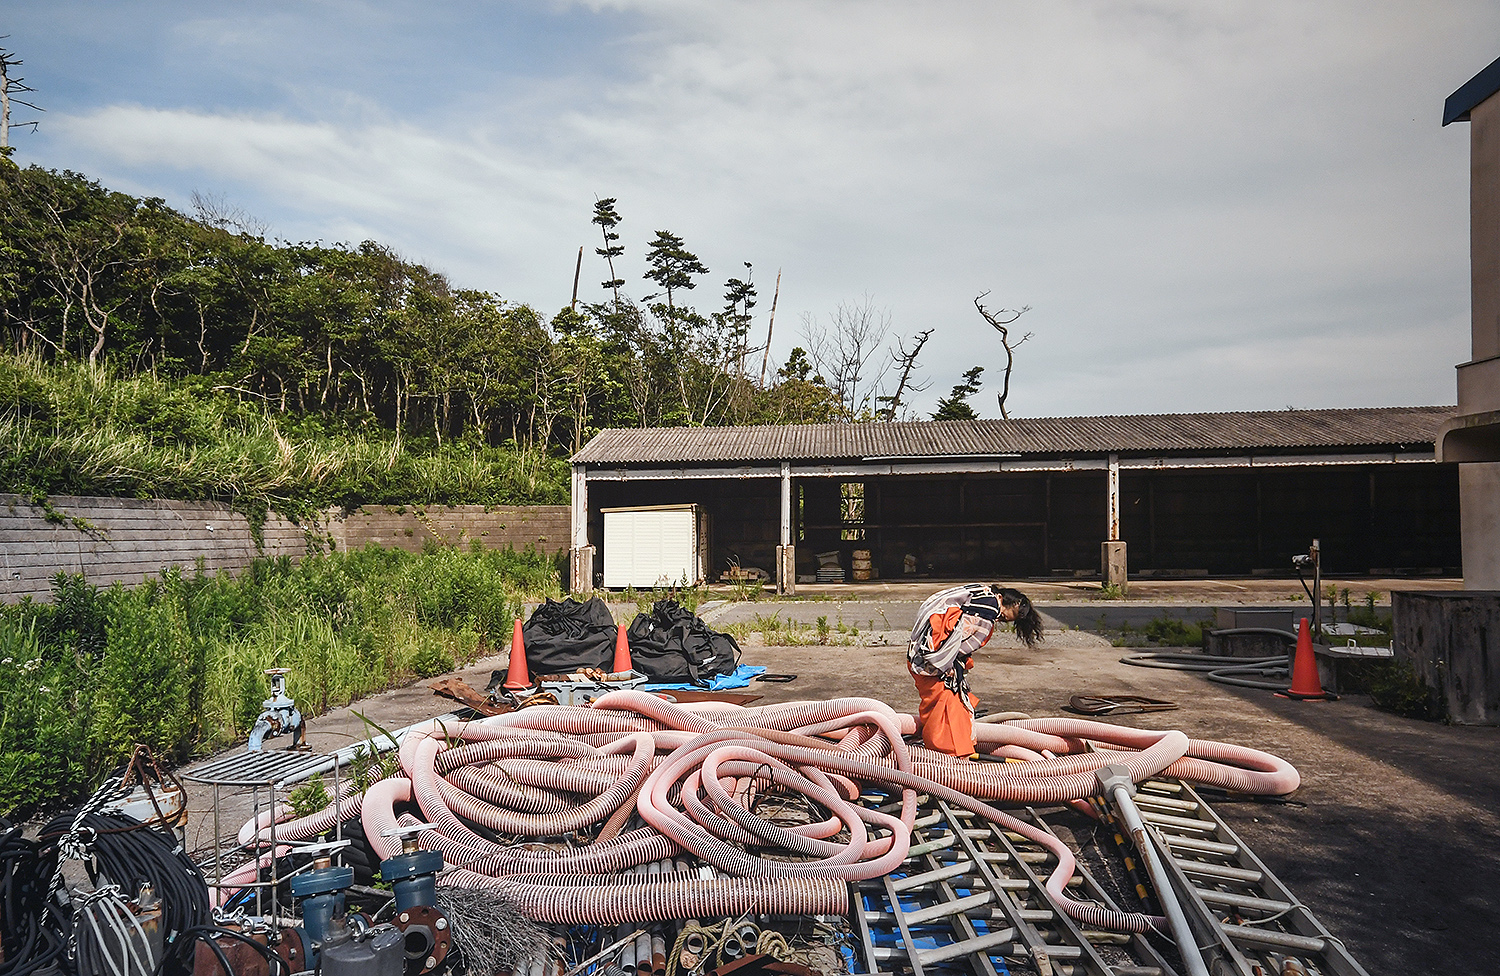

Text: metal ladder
xmin=850 ymin=783 xmax=1370 ymax=976
xmin=851 ymin=793 xmax=1179 ymax=976
xmin=1116 ymin=779 xmax=1372 ymax=976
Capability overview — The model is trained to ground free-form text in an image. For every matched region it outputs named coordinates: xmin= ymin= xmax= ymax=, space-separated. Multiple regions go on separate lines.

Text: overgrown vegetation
xmin=1344 ymin=659 xmax=1444 ymax=721
xmin=0 ymin=161 xmax=846 ymax=472
xmin=0 ymin=354 xmax=568 ymax=521
xmin=0 ymin=543 xmax=557 ymax=817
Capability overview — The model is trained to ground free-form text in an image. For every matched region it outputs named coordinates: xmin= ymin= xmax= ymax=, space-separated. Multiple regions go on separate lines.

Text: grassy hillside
xmin=0 ymin=353 xmax=570 ymax=522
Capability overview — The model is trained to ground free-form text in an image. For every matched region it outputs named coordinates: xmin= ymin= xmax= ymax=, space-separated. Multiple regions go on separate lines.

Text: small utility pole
xmin=759 ymin=269 xmax=782 ymax=388
xmin=570 ymin=246 xmax=583 ymax=311
xmin=0 ymin=42 xmax=43 ymax=151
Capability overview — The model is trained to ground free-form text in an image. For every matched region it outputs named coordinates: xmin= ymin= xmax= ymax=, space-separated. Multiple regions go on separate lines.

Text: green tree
xmin=746 ymin=348 xmax=838 ymax=424
xmin=932 ymin=365 xmax=984 ymax=421
xmin=591 ymin=198 xmax=626 ymax=307
xmin=643 ymin=229 xmax=707 ymax=321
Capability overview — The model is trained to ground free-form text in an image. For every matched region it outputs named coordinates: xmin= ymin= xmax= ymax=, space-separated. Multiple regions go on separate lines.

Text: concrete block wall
xmin=0 ymin=494 xmax=311 ymax=603
xmin=1 ymin=497 xmax=570 ymax=604
xmin=329 ymin=504 xmax=569 ymax=555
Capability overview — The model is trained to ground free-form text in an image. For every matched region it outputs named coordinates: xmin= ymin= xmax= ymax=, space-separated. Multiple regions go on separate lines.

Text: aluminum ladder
xmin=851 ymin=792 xmax=1178 ymax=976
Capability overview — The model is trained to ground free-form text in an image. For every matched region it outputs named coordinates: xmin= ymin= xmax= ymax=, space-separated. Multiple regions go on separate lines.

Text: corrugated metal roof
xmin=571 ymin=406 xmax=1455 ymax=466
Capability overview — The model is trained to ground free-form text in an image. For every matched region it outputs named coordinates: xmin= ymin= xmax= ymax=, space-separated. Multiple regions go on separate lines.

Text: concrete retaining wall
xmin=329 ymin=505 xmax=569 ymax=555
xmin=0 ymin=494 xmax=311 ymax=603
xmin=1393 ymin=589 xmax=1500 ymax=725
xmin=1 ymin=496 xmax=570 ymax=604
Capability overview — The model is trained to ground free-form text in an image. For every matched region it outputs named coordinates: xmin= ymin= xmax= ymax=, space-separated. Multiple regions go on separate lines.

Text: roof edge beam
xmin=582 ymin=451 xmax=1436 ymax=480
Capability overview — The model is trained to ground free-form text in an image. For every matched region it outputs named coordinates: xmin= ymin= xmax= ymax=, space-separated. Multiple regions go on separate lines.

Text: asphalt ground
xmin=181 ymin=582 xmax=1497 ymax=975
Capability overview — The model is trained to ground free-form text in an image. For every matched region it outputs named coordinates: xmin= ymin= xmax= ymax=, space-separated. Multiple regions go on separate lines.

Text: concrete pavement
xmin=180 ymin=581 xmax=1496 ymax=974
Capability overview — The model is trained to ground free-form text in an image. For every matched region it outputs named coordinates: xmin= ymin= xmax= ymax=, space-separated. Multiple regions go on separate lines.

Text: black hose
xmin=34 ymin=811 xmax=211 ymax=976
xmin=1 ymin=817 xmax=65 ymax=976
xmin=151 ymin=925 xmax=289 ymax=976
xmin=1119 ymin=651 xmax=1292 ymax=691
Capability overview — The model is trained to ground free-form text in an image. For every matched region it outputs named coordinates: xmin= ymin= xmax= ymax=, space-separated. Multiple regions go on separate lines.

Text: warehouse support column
xmin=569 ymin=464 xmax=594 ymax=594
xmin=777 ymin=461 xmax=796 ymax=595
xmin=1101 ymin=453 xmax=1127 ymax=590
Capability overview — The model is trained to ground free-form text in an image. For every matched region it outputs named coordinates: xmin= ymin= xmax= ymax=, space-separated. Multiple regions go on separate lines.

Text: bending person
xmin=907 ymin=583 xmax=1043 ymax=758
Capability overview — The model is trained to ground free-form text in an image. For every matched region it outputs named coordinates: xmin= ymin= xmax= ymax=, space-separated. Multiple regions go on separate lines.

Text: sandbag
xmin=521 ymin=597 xmax=617 ymax=675
xmin=626 ymin=599 xmax=740 ymax=685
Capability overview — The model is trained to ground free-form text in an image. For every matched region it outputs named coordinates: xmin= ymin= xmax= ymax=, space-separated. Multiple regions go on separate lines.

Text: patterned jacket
xmin=907 ymin=583 xmax=1001 ymax=677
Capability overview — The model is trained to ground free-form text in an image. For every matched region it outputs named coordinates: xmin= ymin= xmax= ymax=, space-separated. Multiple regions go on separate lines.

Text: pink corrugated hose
xmin=236 ymin=690 xmax=1298 ymax=930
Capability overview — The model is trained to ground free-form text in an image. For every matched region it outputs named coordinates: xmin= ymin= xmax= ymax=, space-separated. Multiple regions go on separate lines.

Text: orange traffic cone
xmin=611 ymin=623 xmax=632 ymax=675
xmin=502 ymin=618 xmax=533 ymax=690
xmin=1276 ymin=617 xmax=1336 ymax=700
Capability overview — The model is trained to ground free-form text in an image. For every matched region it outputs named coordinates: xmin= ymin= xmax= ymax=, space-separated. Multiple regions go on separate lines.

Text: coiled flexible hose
xmin=238 ymin=691 xmax=1298 ymax=931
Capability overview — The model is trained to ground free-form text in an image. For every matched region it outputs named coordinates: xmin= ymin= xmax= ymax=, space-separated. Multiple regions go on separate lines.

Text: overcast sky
xmin=7 ymin=1 xmax=1496 ymax=418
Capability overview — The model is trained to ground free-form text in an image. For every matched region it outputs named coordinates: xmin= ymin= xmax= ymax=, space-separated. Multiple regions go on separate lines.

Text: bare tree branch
xmin=0 ymin=43 xmax=43 ymax=149
xmin=878 ymin=328 xmax=933 ymax=422
xmin=974 ymin=291 xmax=1032 ymax=420
xmin=801 ymin=295 xmax=892 ymax=421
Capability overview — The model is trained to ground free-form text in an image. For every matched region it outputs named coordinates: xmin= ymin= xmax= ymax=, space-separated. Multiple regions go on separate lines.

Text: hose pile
xmin=238 ymin=692 xmax=1300 ymax=934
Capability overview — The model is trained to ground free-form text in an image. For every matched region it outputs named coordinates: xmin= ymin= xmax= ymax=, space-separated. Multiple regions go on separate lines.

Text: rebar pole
xmin=1096 ymin=765 xmax=1209 ymax=976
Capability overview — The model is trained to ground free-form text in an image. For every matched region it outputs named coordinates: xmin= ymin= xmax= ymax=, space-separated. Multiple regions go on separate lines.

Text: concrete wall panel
xmin=0 ymin=494 xmax=312 ymax=603
xmin=1393 ymin=589 xmax=1500 ymax=724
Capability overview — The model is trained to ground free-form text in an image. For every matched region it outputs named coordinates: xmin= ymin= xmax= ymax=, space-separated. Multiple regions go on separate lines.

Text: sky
xmin=6 ymin=1 xmax=1497 ymax=419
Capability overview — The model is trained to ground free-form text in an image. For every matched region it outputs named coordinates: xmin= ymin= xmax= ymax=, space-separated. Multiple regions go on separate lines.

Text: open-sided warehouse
xmin=568 ymin=406 xmax=1460 ymax=590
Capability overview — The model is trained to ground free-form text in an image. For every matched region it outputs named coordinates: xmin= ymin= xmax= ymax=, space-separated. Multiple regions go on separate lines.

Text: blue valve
xmin=379 ymin=823 xmax=444 ymax=911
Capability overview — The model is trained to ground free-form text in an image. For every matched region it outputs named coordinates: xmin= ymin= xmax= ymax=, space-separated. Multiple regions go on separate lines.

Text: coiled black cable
xmin=35 ymin=811 xmax=211 ymax=976
xmin=1 ymin=817 xmax=66 ymax=976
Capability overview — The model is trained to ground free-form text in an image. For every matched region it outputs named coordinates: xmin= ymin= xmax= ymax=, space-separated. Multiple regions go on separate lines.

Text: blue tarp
xmin=644 ymin=664 xmax=767 ymax=691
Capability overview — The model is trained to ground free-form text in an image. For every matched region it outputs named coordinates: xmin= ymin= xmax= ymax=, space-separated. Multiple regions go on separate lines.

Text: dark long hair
xmin=992 ymin=586 xmax=1043 ymax=648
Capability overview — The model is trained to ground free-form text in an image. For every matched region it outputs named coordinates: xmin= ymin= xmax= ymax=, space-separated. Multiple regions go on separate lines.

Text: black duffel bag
xmin=520 ymin=597 xmax=618 ymax=675
xmin=626 ymin=599 xmax=740 ymax=685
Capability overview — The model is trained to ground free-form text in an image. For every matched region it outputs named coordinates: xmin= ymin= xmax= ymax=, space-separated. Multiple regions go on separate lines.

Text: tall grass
xmin=0 ymin=543 xmax=558 ymax=816
xmin=0 ymin=353 xmax=570 ymax=522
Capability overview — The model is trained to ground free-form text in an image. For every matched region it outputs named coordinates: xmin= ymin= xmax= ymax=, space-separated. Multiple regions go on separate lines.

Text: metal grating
xmin=1130 ymin=780 xmax=1371 ymax=976
xmin=183 ymin=748 xmax=330 ymax=787
xmin=852 ymin=793 xmax=1175 ymax=976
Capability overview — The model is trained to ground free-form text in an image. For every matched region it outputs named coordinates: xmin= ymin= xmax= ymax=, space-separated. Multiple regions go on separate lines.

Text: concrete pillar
xmin=1461 ymin=462 xmax=1500 ymax=588
xmin=1106 ymin=453 xmax=1121 ymax=541
xmin=777 ymin=461 xmax=796 ymax=595
xmin=1102 ymin=454 xmax=1126 ymax=588
xmin=1462 ymin=95 xmax=1500 ymax=589
xmin=1472 ymin=94 xmax=1500 ymax=363
xmin=569 ymin=464 xmax=594 ymax=593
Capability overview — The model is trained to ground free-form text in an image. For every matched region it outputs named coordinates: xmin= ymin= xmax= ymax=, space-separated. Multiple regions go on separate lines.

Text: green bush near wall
xmin=0 ymin=543 xmax=557 ymax=817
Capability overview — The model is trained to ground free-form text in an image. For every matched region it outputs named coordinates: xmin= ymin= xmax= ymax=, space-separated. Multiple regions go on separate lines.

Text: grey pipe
xmin=1096 ymin=765 xmax=1210 ymax=976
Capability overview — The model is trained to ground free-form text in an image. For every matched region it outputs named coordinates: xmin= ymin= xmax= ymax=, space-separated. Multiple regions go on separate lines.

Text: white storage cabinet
xmin=601 ymin=505 xmax=705 ymax=589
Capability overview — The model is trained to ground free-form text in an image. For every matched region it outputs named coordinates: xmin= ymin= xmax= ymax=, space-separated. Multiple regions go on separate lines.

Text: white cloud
xmin=34 ymin=0 xmax=1496 ymax=415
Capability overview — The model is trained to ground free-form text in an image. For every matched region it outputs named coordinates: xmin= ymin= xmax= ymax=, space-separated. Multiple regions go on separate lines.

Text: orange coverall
xmin=907 ymin=588 xmax=1001 ymax=757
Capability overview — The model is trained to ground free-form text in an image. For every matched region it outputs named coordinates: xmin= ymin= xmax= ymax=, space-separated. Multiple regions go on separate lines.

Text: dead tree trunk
xmin=974 ymin=292 xmax=1031 ymax=419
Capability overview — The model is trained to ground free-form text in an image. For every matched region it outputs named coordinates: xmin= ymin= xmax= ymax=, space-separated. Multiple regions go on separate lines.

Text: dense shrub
xmin=0 ymin=543 xmax=558 ymax=816
xmin=1142 ymin=615 xmax=1208 ymax=647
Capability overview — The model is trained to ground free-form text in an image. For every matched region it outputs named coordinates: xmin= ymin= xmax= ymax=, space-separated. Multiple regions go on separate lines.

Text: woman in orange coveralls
xmin=907 ymin=583 xmax=1043 ymax=757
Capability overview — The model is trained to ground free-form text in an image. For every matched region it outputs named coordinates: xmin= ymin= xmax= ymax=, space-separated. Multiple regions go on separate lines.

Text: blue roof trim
xmin=1444 ymin=55 xmax=1500 ymax=125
